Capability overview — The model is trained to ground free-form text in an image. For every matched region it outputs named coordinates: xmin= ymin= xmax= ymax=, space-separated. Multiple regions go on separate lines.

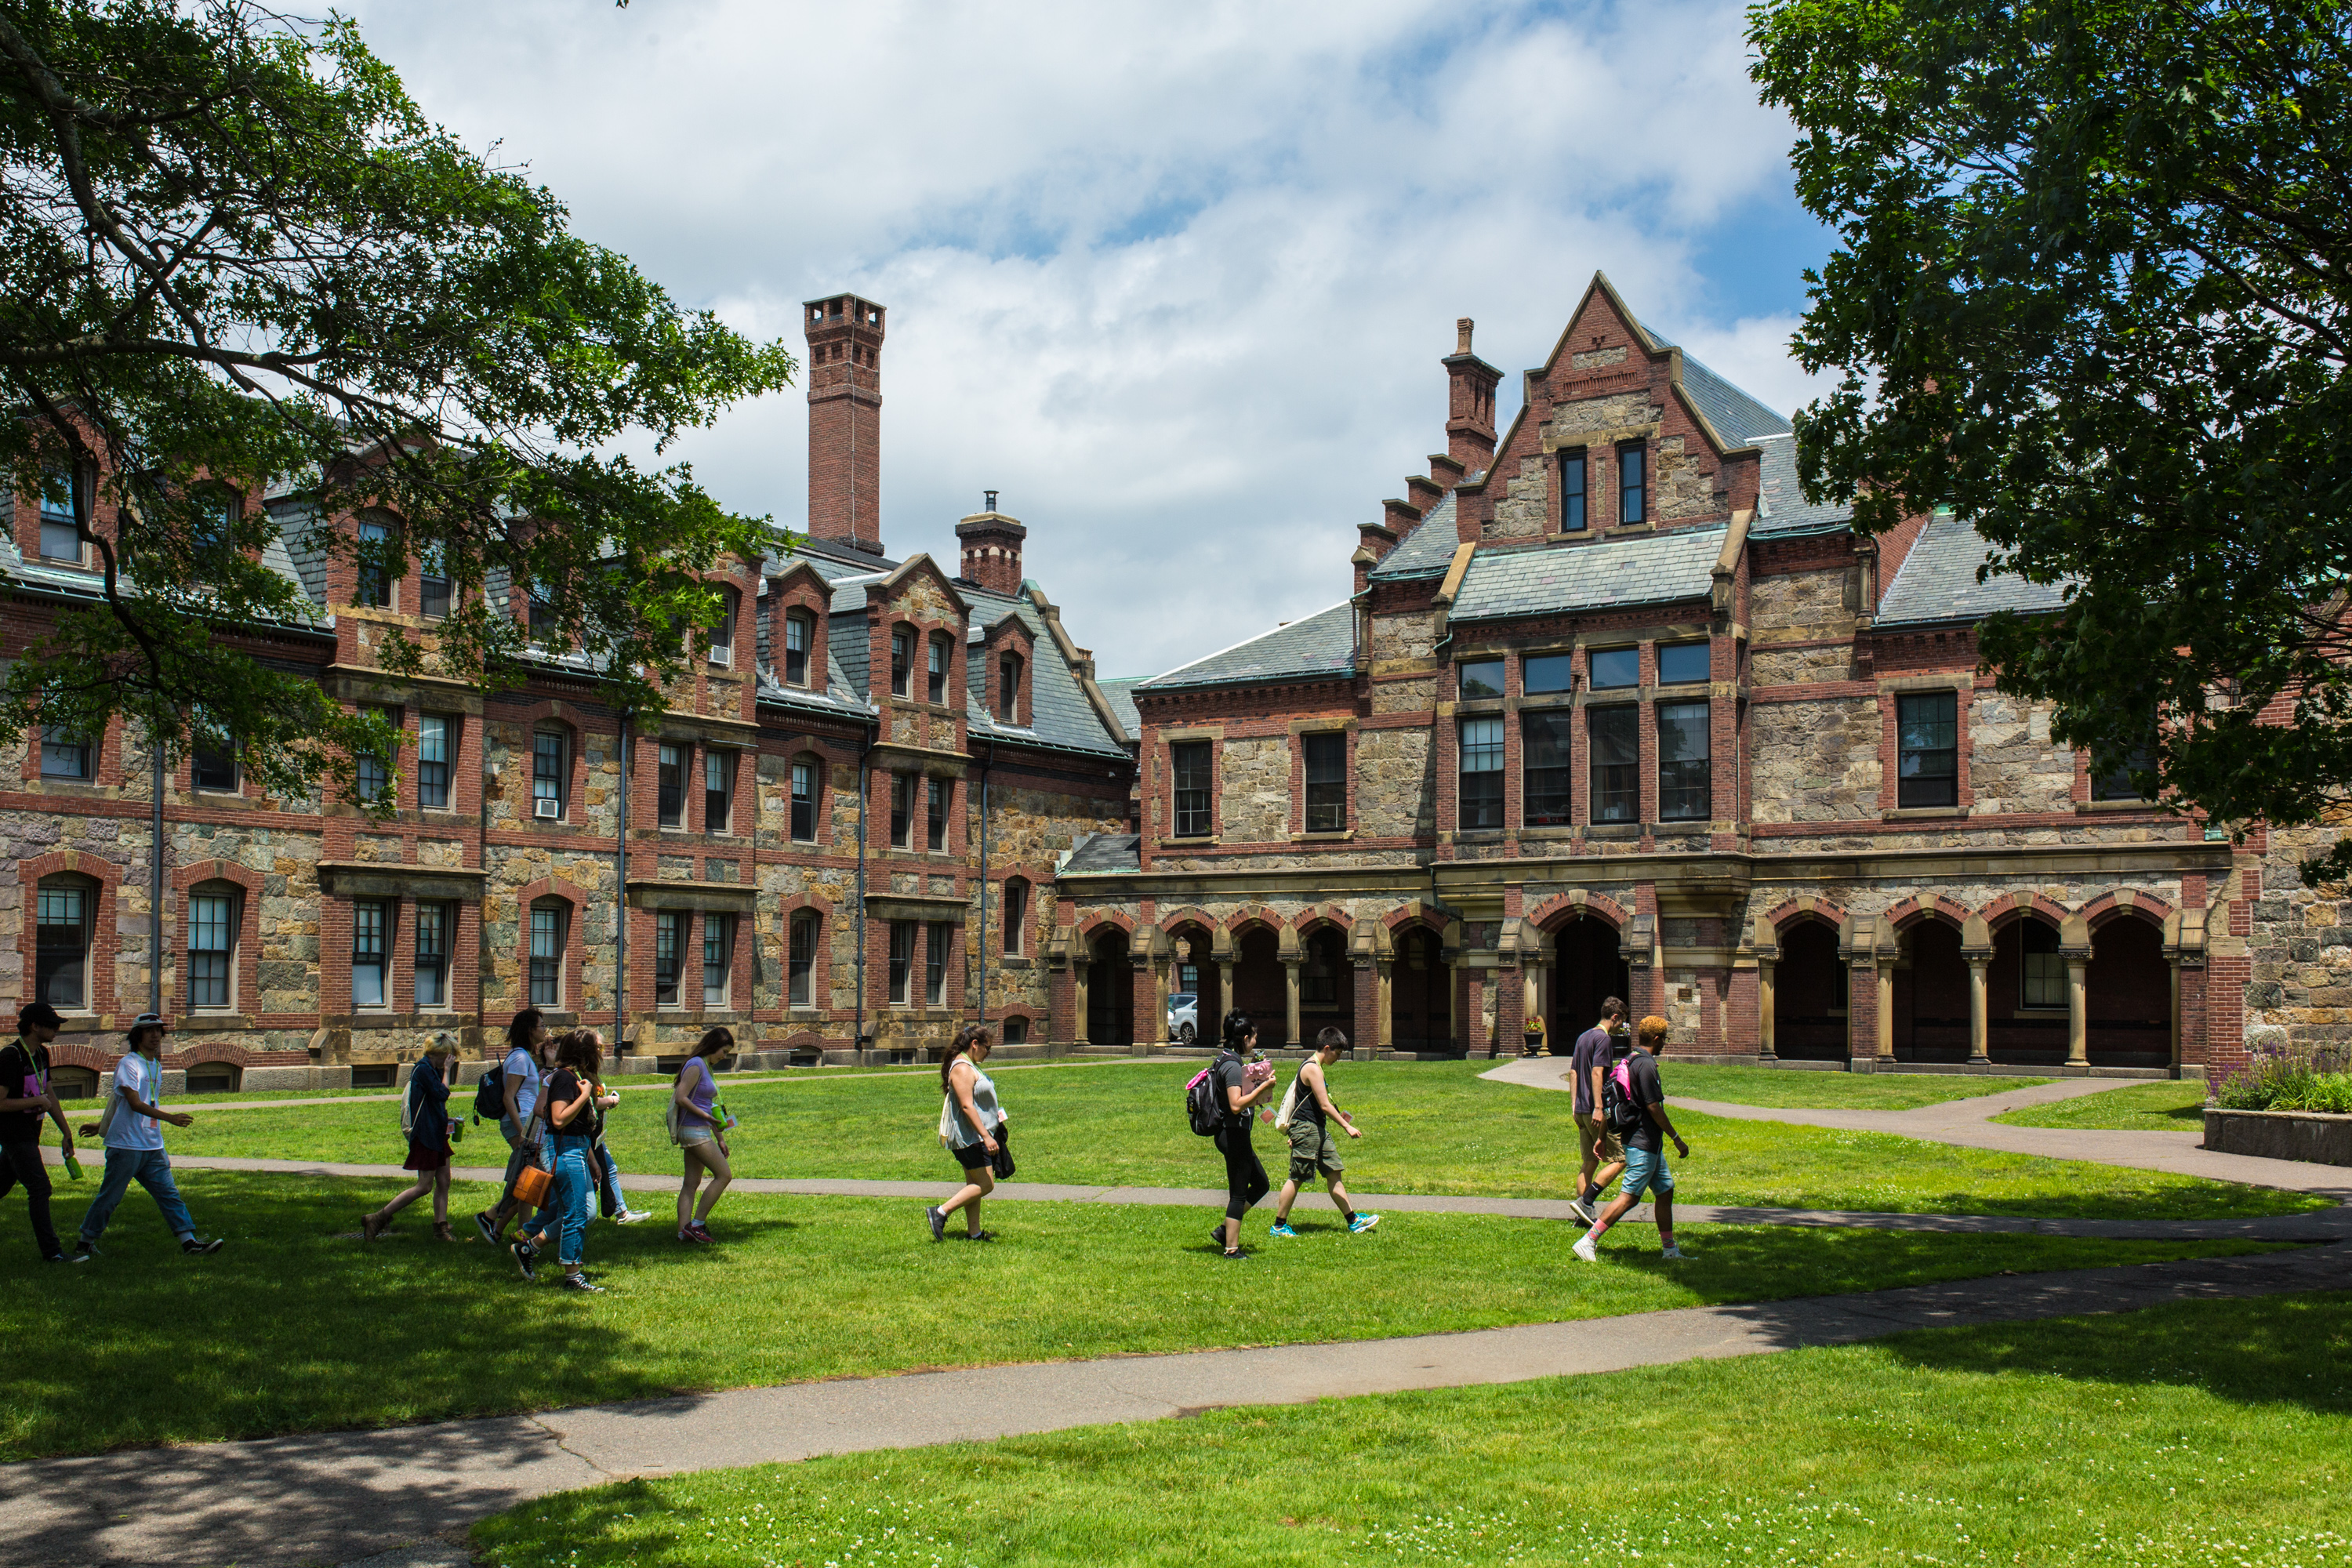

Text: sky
xmin=342 ymin=0 xmax=1837 ymax=682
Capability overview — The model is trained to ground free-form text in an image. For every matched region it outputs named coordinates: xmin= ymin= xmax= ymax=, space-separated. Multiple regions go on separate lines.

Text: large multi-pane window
xmin=1002 ymin=878 xmax=1028 ymax=956
xmin=890 ymin=772 xmax=914 ymax=848
xmin=40 ymin=684 xmax=89 ymax=778
xmin=356 ymin=706 xmax=397 ymax=804
xmin=352 ymin=899 xmax=390 ymax=1009
xmin=1657 ymin=642 xmax=1711 ymax=685
xmin=1657 ymin=701 xmax=1711 ymax=821
xmin=1617 ymin=441 xmax=1646 ymax=524
xmin=927 ymin=777 xmax=949 ymax=851
xmin=1458 ymin=659 xmax=1505 ymax=700
xmin=783 ymin=610 xmax=814 ymax=686
xmin=528 ymin=579 xmax=557 ymax=640
xmin=788 ymin=911 xmax=817 ymax=1007
xmin=38 ymin=469 xmax=79 ymax=561
xmin=2021 ymin=921 xmax=2067 ymax=1009
xmin=927 ymin=634 xmax=949 ymax=704
xmin=417 ymin=902 xmax=451 ymax=1009
xmin=36 ymin=883 xmax=89 ymax=1008
xmin=418 ymin=545 xmax=451 ymax=619
xmin=417 ymin=713 xmax=453 ymax=809
xmin=355 ymin=514 xmax=393 ymax=608
xmin=654 ymin=910 xmax=688 ymax=1007
xmin=703 ymin=914 xmax=734 ymax=1006
xmin=926 ymin=921 xmax=952 ymax=1006
xmin=1459 ymin=717 xmax=1504 ymax=830
xmin=532 ymin=728 xmax=567 ymax=818
xmin=1303 ymin=732 xmax=1347 ymax=833
xmin=890 ymin=627 xmax=913 ymax=696
xmin=1559 ymin=448 xmax=1588 ymax=532
xmin=1589 ymin=706 xmax=1640 ymax=823
xmin=658 ymin=742 xmax=688 ymax=827
xmin=1896 ymin=691 xmax=1959 ymax=808
xmin=1525 ymin=653 xmax=1573 ymax=695
xmin=888 ymin=920 xmax=916 ymax=1004
xmin=704 ymin=750 xmax=734 ymax=834
xmin=790 ymin=759 xmax=818 ymax=841
xmin=528 ymin=902 xmax=564 ymax=1007
xmin=1171 ymin=741 xmax=1212 ymax=837
xmin=1523 ymin=711 xmax=1573 ymax=826
xmin=1588 ymin=647 xmax=1639 ymax=689
xmin=188 ymin=891 xmax=234 ymax=1010
xmin=2092 ymin=742 xmax=2155 ymax=802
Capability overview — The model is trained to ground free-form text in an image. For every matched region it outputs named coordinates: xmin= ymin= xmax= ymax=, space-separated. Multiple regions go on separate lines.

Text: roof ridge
xmin=1138 ymin=599 xmax=1352 ymax=688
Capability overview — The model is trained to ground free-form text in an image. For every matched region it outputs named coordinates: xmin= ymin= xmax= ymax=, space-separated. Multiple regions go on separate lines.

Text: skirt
xmin=403 ymin=1139 xmax=450 ymax=1172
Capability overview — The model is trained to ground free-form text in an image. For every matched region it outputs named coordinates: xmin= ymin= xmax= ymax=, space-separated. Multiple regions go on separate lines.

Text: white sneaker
xmin=1661 ymin=1243 xmax=1691 ymax=1261
xmin=1572 ymin=1234 xmax=1599 ymax=1264
xmin=613 ymin=1208 xmax=651 ymax=1225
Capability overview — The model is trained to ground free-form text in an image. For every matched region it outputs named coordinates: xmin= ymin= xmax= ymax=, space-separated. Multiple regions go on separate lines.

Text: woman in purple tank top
xmin=670 ymin=1027 xmax=735 ymax=1243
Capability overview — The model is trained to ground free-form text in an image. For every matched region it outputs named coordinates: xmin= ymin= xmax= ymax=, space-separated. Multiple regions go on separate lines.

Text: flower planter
xmin=2203 ymin=1108 xmax=2352 ymax=1167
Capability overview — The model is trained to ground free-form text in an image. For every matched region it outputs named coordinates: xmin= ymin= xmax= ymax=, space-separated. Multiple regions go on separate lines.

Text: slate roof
xmin=1368 ymin=495 xmax=1461 ymax=581
xmin=1063 ymin=832 xmax=1141 ymax=875
xmin=1135 ymin=601 xmax=1357 ymax=692
xmin=957 ymin=583 xmax=1127 ymax=758
xmin=1450 ymin=524 xmax=1726 ymax=623
xmin=1876 ymin=510 xmax=2070 ymax=626
xmin=2 ymin=507 xmax=328 ymax=634
xmin=1751 ymin=434 xmax=1853 ymax=538
xmin=1675 ymin=354 xmax=1793 ymax=448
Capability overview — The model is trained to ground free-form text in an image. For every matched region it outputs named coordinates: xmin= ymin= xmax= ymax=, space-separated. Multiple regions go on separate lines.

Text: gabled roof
xmin=1135 ymin=601 xmax=1356 ymax=693
xmin=1368 ymin=494 xmax=1461 ymax=581
xmin=1751 ymin=434 xmax=1853 ymax=538
xmin=1876 ymin=511 xmax=2070 ymax=627
xmin=1091 ymin=677 xmax=1143 ymax=742
xmin=956 ymin=583 xmax=1127 ymax=758
xmin=1450 ymin=525 xmax=1726 ymax=623
xmin=1668 ymin=350 xmax=1794 ymax=448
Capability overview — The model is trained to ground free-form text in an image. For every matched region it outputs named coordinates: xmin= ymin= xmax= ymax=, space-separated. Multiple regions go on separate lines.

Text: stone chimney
xmin=955 ymin=492 xmax=1027 ymax=597
xmin=1443 ymin=316 xmax=1501 ymax=472
xmin=804 ymin=293 xmax=885 ymax=552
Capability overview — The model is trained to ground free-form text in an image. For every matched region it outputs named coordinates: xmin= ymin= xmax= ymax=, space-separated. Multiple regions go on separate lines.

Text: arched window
xmin=1001 ymin=877 xmax=1029 ymax=956
xmin=36 ymin=877 xmax=95 ymax=1010
xmin=1000 ymin=1016 xmax=1029 ymax=1045
xmin=783 ymin=609 xmax=815 ymax=687
xmin=187 ymin=881 xmax=241 ymax=1012
xmin=790 ymin=753 xmax=821 ymax=842
xmin=927 ymin=633 xmax=951 ymax=704
xmin=788 ymin=909 xmax=818 ymax=1007
xmin=998 ymin=651 xmax=1022 ymax=724
xmin=531 ymin=724 xmax=570 ymax=821
xmin=529 ymin=898 xmax=568 ymax=1007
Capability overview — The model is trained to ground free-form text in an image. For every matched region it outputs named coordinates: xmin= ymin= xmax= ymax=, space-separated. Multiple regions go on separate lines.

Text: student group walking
xmin=2 ymin=994 xmax=1693 ymax=1283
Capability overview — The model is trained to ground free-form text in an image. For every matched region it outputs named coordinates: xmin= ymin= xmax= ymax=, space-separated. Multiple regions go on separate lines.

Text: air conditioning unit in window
xmin=708 ymin=644 xmax=732 ymax=667
xmin=533 ymin=797 xmax=560 ymax=820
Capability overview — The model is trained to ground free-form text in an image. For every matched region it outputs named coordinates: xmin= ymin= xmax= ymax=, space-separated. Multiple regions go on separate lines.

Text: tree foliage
xmin=0 ymin=0 xmax=796 ymax=804
xmin=1750 ymin=0 xmax=2352 ymax=880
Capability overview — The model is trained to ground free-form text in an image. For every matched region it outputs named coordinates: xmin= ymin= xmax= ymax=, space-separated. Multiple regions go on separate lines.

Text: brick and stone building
xmin=2 ymin=292 xmax=1136 ymax=1091
xmin=1054 ymin=274 xmax=2326 ymax=1080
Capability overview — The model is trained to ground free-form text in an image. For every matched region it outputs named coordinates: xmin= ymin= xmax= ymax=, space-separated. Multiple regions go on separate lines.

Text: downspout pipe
xmin=616 ymin=712 xmax=630 ymax=1051
xmin=854 ymin=716 xmax=876 ymax=1062
xmin=150 ymin=728 xmax=164 ymax=1016
xmin=976 ymin=741 xmax=994 ymax=1029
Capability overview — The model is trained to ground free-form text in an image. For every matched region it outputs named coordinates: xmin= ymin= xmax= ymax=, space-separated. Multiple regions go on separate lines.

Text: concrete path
xmin=4 ymin=1240 xmax=2343 ymax=1568
xmin=1480 ymin=1057 xmax=2352 ymax=1200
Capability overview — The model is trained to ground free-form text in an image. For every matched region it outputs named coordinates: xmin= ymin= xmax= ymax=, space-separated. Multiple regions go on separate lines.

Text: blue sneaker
xmin=1348 ymin=1213 xmax=1381 ymax=1235
xmin=1268 ymin=1221 xmax=1298 ymax=1238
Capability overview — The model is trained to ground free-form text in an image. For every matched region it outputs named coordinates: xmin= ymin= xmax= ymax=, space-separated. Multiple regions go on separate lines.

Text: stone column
xmin=1757 ymin=958 xmax=1777 ymax=1059
xmin=1522 ymin=964 xmax=1542 ymax=1051
xmin=1447 ymin=959 xmax=1460 ymax=1051
xmin=1375 ymin=959 xmax=1394 ymax=1055
xmin=1283 ymin=957 xmax=1303 ymax=1049
xmin=1875 ymin=960 xmax=1895 ymax=1062
xmin=1073 ymin=964 xmax=1091 ymax=1047
xmin=2067 ymin=955 xmax=2089 ymax=1067
xmin=1966 ymin=953 xmax=1991 ymax=1064
xmin=2169 ymin=956 xmax=2183 ymax=1071
xmin=1218 ymin=959 xmax=1236 ymax=1043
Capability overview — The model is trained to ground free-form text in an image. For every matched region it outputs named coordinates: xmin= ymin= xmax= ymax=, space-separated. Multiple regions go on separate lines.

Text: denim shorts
xmin=679 ymin=1123 xmax=716 ymax=1147
xmin=1620 ymin=1145 xmax=1675 ymax=1201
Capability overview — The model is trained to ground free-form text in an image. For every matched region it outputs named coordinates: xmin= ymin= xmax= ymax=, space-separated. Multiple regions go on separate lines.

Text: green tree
xmin=0 ymin=0 xmax=796 ymax=804
xmin=1750 ymin=0 xmax=2352 ymax=879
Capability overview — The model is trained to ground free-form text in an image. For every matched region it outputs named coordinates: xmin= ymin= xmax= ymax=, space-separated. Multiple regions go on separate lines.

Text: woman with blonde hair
xmin=361 ymin=1032 xmax=462 ymax=1242
xmin=672 ymin=1026 xmax=735 ymax=1243
xmin=926 ymin=1025 xmax=1006 ymax=1243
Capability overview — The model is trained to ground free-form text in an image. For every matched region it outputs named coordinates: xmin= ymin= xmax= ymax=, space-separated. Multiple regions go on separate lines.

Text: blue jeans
xmin=79 ymin=1148 xmax=194 ymax=1245
xmin=552 ymin=1137 xmax=593 ymax=1270
xmin=593 ymin=1138 xmax=626 ymax=1218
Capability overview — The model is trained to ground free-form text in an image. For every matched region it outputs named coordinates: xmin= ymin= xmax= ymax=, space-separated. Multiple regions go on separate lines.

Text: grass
xmin=0 ymin=1170 xmax=2287 ymax=1463
xmin=470 ymin=1290 xmax=2352 ymax=1568
xmin=1648 ymin=1061 xmax=2053 ymax=1109
xmin=1995 ymin=1080 xmax=2212 ymax=1132
xmin=163 ymin=1058 xmax=2326 ymax=1219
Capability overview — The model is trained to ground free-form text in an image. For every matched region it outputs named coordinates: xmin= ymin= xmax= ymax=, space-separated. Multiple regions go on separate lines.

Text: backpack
xmin=1185 ymin=1061 xmax=1227 ymax=1137
xmin=1272 ymin=1071 xmax=1301 ymax=1133
xmin=471 ymin=1063 xmax=505 ymax=1121
xmin=401 ymin=1073 xmax=419 ymax=1139
xmin=1600 ymin=1058 xmax=1647 ymax=1136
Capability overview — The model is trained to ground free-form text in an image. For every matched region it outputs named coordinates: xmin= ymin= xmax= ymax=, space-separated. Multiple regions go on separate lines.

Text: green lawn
xmin=1995 ymin=1080 xmax=2212 ymax=1132
xmin=0 ymin=1170 xmax=2285 ymax=1463
xmin=162 ymin=1058 xmax=2325 ymax=1220
xmin=1641 ymin=1061 xmax=2054 ymax=1109
xmin=473 ymin=1291 xmax=2352 ymax=1568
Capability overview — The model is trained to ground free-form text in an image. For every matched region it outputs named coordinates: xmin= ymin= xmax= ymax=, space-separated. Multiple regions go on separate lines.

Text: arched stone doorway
xmin=1085 ymin=927 xmax=1134 ymax=1046
xmin=1168 ymin=924 xmax=1219 ymax=1045
xmin=1550 ymin=916 xmax=1630 ymax=1045
xmin=1299 ymin=924 xmax=1354 ymax=1047
xmin=1390 ymin=925 xmax=1449 ymax=1054
xmin=1773 ymin=917 xmax=1848 ymax=1061
xmin=1893 ymin=919 xmax=1970 ymax=1062
xmin=2089 ymin=916 xmax=2171 ymax=1066
xmin=1232 ymin=924 xmax=1287 ymax=1045
xmin=1988 ymin=916 xmax=2068 ymax=1064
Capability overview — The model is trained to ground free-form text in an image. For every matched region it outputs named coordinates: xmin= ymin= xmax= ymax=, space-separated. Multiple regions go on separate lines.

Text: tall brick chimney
xmin=1444 ymin=317 xmax=1501 ymax=473
xmin=804 ymin=293 xmax=885 ymax=552
xmin=955 ymin=492 xmax=1027 ymax=597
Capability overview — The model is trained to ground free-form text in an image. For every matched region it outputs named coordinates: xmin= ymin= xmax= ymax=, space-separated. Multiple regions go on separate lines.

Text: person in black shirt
xmin=0 ymin=1002 xmax=82 ymax=1264
xmin=361 ymin=1032 xmax=461 ymax=1243
xmin=516 ymin=1029 xmax=607 ymax=1293
xmin=1209 ymin=1011 xmax=1275 ymax=1259
xmin=1573 ymin=1015 xmax=1693 ymax=1263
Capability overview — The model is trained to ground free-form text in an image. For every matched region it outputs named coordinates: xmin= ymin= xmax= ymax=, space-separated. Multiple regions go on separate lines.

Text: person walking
xmin=1269 ymin=1027 xmax=1377 ymax=1238
xmin=73 ymin=1014 xmax=226 ymax=1258
xmin=671 ymin=1026 xmax=735 ymax=1243
xmin=926 ymin=1025 xmax=1005 ymax=1243
xmin=475 ymin=1009 xmax=553 ymax=1246
xmin=1208 ymin=1010 xmax=1275 ymax=1260
xmin=588 ymin=1061 xmax=648 ymax=1226
xmin=361 ymin=1032 xmax=463 ymax=1242
xmin=1573 ymin=1015 xmax=1692 ymax=1263
xmin=1565 ymin=996 xmax=1630 ymax=1225
xmin=0 ymin=1001 xmax=84 ymax=1265
xmin=514 ymin=1029 xmax=606 ymax=1293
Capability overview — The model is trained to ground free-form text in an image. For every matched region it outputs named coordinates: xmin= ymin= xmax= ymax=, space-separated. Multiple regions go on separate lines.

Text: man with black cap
xmin=73 ymin=1013 xmax=225 ymax=1258
xmin=0 ymin=1001 xmax=84 ymax=1263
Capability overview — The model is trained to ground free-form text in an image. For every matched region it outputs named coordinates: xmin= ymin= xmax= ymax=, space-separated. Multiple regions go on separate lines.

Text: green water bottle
xmin=62 ymin=1149 xmax=84 ymax=1181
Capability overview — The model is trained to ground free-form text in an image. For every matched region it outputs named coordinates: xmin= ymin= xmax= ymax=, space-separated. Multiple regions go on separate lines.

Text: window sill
xmin=1156 ymin=836 xmax=1220 ymax=849
xmin=2078 ymin=798 xmax=2158 ymax=813
xmin=1519 ymin=825 xmax=1577 ymax=838
xmin=999 ymin=955 xmax=1033 ymax=969
xmin=1882 ymin=806 xmax=1970 ymax=820
xmin=1290 ymin=830 xmax=1354 ymax=843
xmin=1586 ymin=822 xmax=1642 ymax=837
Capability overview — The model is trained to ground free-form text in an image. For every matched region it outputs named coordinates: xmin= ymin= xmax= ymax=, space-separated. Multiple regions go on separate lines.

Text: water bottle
xmin=62 ymin=1149 xmax=84 ymax=1181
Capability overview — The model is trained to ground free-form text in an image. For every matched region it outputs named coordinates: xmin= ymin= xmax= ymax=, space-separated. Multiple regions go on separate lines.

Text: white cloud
xmin=343 ymin=0 xmax=1824 ymax=678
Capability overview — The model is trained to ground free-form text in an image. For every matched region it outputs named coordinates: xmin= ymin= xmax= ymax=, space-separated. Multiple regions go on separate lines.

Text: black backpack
xmin=1185 ymin=1059 xmax=1228 ymax=1137
xmin=471 ymin=1064 xmax=505 ymax=1121
xmin=1600 ymin=1058 xmax=1647 ymax=1136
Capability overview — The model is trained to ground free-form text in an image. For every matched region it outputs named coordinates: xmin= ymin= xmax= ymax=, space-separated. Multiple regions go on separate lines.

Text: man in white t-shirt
xmin=74 ymin=1014 xmax=225 ymax=1258
xmin=475 ymin=1011 xmax=554 ymax=1247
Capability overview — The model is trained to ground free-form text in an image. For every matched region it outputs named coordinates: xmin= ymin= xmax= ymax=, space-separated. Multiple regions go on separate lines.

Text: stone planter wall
xmin=2204 ymin=1107 xmax=2352 ymax=1167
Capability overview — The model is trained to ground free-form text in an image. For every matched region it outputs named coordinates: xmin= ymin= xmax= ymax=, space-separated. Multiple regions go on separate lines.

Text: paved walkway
xmin=1479 ymin=1057 xmax=2352 ymax=1200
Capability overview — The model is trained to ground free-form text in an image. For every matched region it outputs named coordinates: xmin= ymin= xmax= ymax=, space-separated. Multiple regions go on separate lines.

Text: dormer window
xmin=356 ymin=511 xmax=394 ymax=608
xmin=38 ymin=470 xmax=79 ymax=562
xmin=890 ymin=626 xmax=913 ymax=697
xmin=784 ymin=610 xmax=813 ymax=686
xmin=419 ymin=544 xmax=451 ymax=619
xmin=927 ymin=633 xmax=949 ymax=704
xmin=998 ymin=652 xmax=1022 ymax=724
xmin=194 ymin=487 xmax=237 ymax=553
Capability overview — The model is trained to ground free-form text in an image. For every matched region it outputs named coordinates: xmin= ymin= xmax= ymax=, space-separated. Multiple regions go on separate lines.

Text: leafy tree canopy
xmin=0 ymin=0 xmax=796 ymax=804
xmin=1750 ymin=0 xmax=2352 ymax=880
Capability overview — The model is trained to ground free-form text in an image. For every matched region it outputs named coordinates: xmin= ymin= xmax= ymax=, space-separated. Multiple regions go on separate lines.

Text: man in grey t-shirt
xmin=1566 ymin=998 xmax=1627 ymax=1224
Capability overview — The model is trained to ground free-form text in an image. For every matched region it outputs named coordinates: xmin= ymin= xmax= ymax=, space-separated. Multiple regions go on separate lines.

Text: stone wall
xmin=1218 ymin=736 xmax=1293 ymax=843
xmin=1490 ymin=456 xmax=1549 ymax=539
xmin=1751 ymin=644 xmax=1853 ymax=685
xmin=1749 ymin=696 xmax=1882 ymax=823
xmin=1749 ymin=565 xmax=1854 ymax=639
xmin=1968 ymin=693 xmax=2076 ymax=818
xmin=1356 ymin=726 xmax=1436 ymax=840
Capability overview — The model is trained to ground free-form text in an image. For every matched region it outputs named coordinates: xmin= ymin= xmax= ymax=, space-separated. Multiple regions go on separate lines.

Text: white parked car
xmin=1167 ymin=992 xmax=1198 ymax=1045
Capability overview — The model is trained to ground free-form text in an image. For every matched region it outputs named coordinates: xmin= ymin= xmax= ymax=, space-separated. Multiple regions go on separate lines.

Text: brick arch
xmin=1527 ymin=891 xmax=1631 ymax=934
xmin=775 ymin=889 xmax=837 ymax=920
xmin=2080 ymin=890 xmax=2173 ymax=931
xmin=1156 ymin=906 xmax=1221 ymax=939
xmin=1224 ymin=905 xmax=1286 ymax=939
xmin=1381 ymin=902 xmax=1448 ymax=937
xmin=1764 ymin=895 xmax=1852 ymax=935
xmin=1291 ymin=905 xmax=1352 ymax=936
xmin=1076 ymin=910 xmax=1136 ymax=946
xmin=172 ymin=859 xmax=269 ymax=1018
xmin=1980 ymin=891 xmax=2071 ymax=932
xmin=1884 ymin=892 xmax=1972 ymax=931
xmin=16 ymin=849 xmax=123 ymax=1019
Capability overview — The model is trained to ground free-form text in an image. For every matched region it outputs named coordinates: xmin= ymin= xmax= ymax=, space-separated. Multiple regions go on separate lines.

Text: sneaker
xmin=927 ymin=1206 xmax=948 ymax=1243
xmin=1221 ymin=1247 xmax=1249 ymax=1261
xmin=1566 ymin=1196 xmax=1596 ymax=1225
xmin=43 ymin=1251 xmax=88 ymax=1265
xmin=181 ymin=1236 xmax=225 ymax=1256
xmin=1268 ymin=1221 xmax=1298 ymax=1239
xmin=966 ymin=1230 xmax=996 ymax=1243
xmin=612 ymin=1208 xmax=651 ymax=1225
xmin=1572 ymin=1233 xmax=1599 ymax=1264
xmin=687 ymin=1221 xmax=714 ymax=1242
xmin=1210 ymin=1225 xmax=1230 ymax=1250
xmin=1660 ymin=1244 xmax=1693 ymax=1261
xmin=559 ymin=1273 xmax=605 ymax=1294
xmin=510 ymin=1240 xmax=538 ymax=1281
xmin=1348 ymin=1213 xmax=1381 ymax=1235
xmin=474 ymin=1210 xmax=501 ymax=1247
xmin=70 ymin=1240 xmax=100 ymax=1259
